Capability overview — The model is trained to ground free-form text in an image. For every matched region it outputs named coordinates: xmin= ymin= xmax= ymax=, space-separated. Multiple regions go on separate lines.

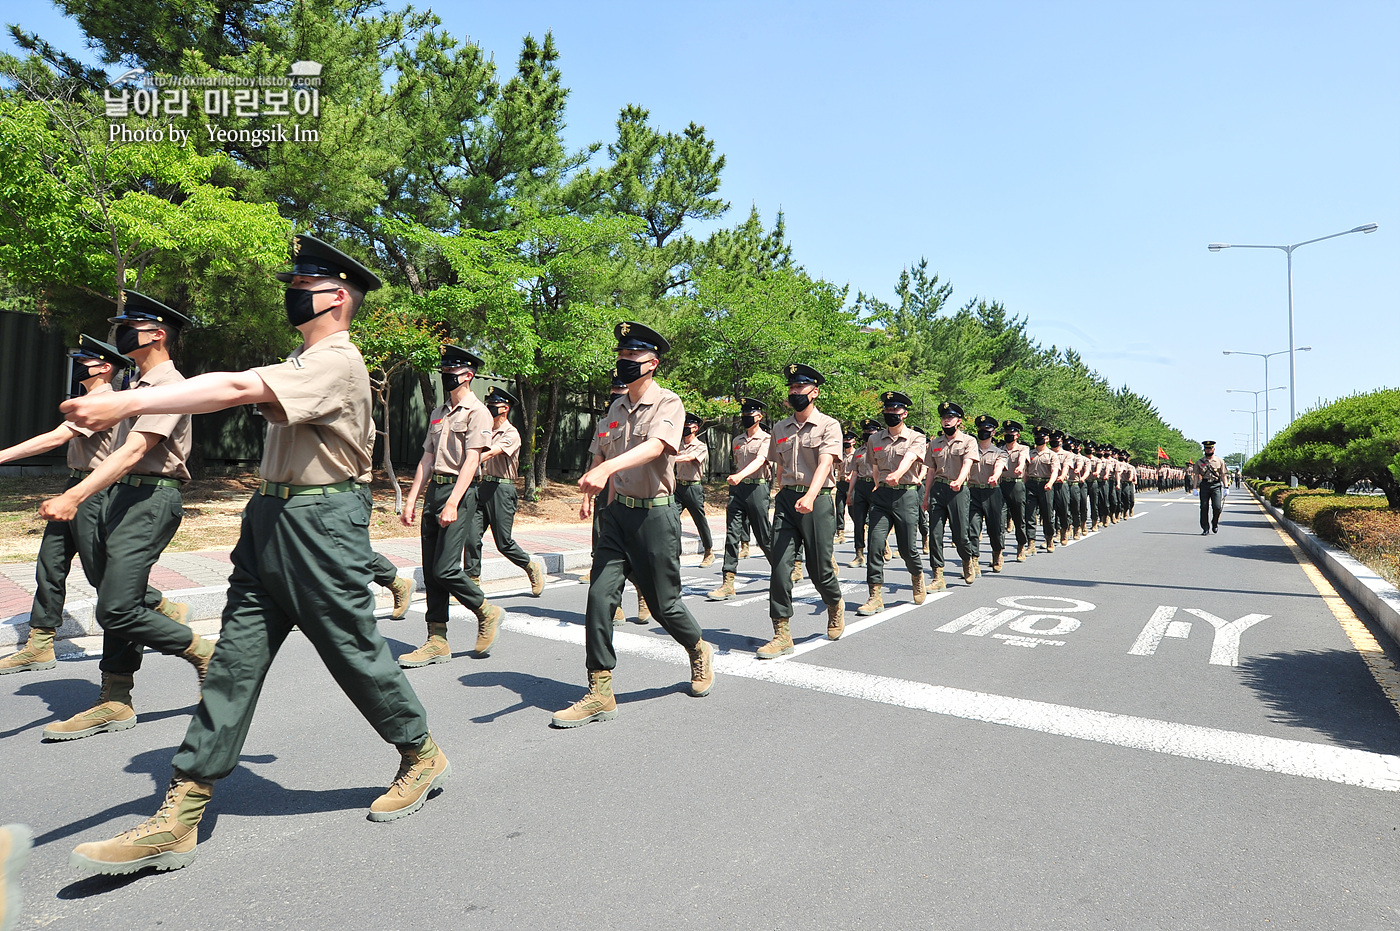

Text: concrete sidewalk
xmin=1 ymin=515 xmax=726 ymax=650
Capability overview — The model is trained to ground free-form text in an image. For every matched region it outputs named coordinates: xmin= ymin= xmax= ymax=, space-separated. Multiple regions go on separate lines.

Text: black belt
xmin=784 ymin=485 xmax=835 ymax=495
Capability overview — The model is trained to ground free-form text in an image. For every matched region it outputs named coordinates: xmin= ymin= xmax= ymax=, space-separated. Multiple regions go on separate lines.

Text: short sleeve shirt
xmin=868 ymin=428 xmax=927 ymax=484
xmin=1001 ymin=443 xmax=1030 ymax=480
xmin=732 ymin=426 xmax=771 ymax=479
xmin=675 ymin=436 xmax=708 ymax=482
xmin=969 ymin=443 xmax=1010 ymax=485
xmin=925 ymin=431 xmax=978 ymax=481
xmin=767 ymin=410 xmax=842 ymax=488
xmin=1052 ymin=448 xmax=1073 ymax=482
xmin=66 ymin=383 xmax=116 ymax=471
xmin=422 ymin=393 xmax=492 ymax=476
xmin=595 ymin=381 xmax=685 ymax=498
xmin=480 ymin=421 xmax=522 ymax=480
xmin=1025 ymin=447 xmax=1058 ymax=480
xmin=110 ymin=360 xmax=192 ymax=482
xmin=252 ymin=331 xmax=374 ymax=485
xmin=836 ymin=448 xmax=856 ymax=483
xmin=852 ymin=443 xmax=874 ymax=480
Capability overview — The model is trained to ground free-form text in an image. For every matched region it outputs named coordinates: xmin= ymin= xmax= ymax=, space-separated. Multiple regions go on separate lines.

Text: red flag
xmin=1157 ymin=446 xmax=1168 ymax=460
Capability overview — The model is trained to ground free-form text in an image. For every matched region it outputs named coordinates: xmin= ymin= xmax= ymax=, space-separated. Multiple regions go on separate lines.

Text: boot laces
xmin=690 ymin=645 xmax=708 ymax=680
xmin=120 ymin=779 xmax=182 ymax=838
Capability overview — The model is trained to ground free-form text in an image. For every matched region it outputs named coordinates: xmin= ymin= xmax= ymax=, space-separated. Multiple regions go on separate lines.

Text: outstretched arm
xmin=62 ymin=371 xmax=277 ymax=431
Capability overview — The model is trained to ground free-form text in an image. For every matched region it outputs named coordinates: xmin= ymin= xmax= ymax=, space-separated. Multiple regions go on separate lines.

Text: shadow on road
xmin=1010 ymin=574 xmax=1314 ymax=599
xmin=460 ymin=669 xmax=688 ymax=723
xmin=1207 ymin=543 xmax=1294 ymax=563
xmin=0 ymin=678 xmax=197 ymax=740
xmin=1237 ymin=648 xmax=1400 ymax=754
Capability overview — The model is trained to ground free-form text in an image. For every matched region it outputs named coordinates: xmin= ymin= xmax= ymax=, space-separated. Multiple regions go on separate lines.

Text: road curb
xmin=1 ymin=539 xmax=710 ymax=650
xmin=1253 ymin=489 xmax=1400 ymax=648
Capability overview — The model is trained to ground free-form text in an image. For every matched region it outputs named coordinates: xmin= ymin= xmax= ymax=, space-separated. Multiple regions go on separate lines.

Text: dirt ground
xmin=0 ymin=472 xmax=727 ymax=561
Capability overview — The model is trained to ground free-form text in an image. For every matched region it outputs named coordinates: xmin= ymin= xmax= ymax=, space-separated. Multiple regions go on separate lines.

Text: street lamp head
xmin=1353 ymin=223 xmax=1379 ymax=234
xmin=1221 ymin=350 xmax=1233 ymax=355
xmin=1208 ymin=243 xmax=1230 ymax=252
xmin=1298 ymin=346 xmax=1312 ymax=352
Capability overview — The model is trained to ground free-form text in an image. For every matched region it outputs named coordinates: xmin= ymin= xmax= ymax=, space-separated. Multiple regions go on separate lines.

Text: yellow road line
xmin=1255 ymin=496 xmax=1400 ymax=718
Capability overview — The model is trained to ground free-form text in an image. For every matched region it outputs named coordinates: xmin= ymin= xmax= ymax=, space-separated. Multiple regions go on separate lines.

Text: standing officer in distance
xmin=1024 ymin=427 xmax=1061 ymax=553
xmin=708 ymin=397 xmax=773 ymax=601
xmin=38 ymin=293 xmax=215 ymax=741
xmin=922 ymin=401 xmax=978 ymax=589
xmin=998 ymin=420 xmax=1032 ymax=562
xmin=857 ymin=391 xmax=928 ymax=616
xmin=846 ymin=417 xmax=880 ymax=567
xmin=63 ymin=235 xmax=450 ymax=875
xmin=835 ymin=429 xmax=857 ymax=545
xmin=556 ymin=322 xmax=715 ymax=727
xmin=757 ymin=363 xmax=845 ymax=658
xmin=0 ymin=337 xmax=188 ymax=676
xmin=398 ymin=346 xmax=504 ymax=665
xmin=674 ymin=412 xmax=715 ymax=567
xmin=1194 ymin=440 xmax=1228 ymax=534
xmin=966 ymin=414 xmax=1010 ymax=573
xmin=462 ymin=386 xmax=547 ymax=596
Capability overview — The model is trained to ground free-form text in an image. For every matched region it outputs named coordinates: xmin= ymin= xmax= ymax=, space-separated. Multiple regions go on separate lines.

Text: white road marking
xmin=490 ymin=610 xmax=1400 ymax=793
xmin=1128 ymin=605 xmax=1270 ymax=666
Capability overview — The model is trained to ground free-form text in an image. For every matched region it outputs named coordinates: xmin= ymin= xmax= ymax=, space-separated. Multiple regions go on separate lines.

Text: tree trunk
xmin=521 ymin=378 xmax=542 ymax=500
xmin=533 ymin=377 xmax=562 ymax=494
xmin=373 ymin=372 xmax=404 ymax=512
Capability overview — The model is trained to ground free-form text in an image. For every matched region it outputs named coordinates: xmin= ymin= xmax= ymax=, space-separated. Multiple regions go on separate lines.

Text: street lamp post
xmin=1221 ymin=350 xmax=1308 ymax=443
xmin=1226 ymin=387 xmax=1286 ymax=450
xmin=1210 ymin=222 xmax=1378 ymax=430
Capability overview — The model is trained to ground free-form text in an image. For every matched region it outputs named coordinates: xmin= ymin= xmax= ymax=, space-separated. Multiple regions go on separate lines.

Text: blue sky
xmin=7 ymin=1 xmax=1397 ymax=457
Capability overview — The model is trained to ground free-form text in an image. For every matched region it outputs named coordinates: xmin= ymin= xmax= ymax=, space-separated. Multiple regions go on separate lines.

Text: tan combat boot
xmin=1059 ymin=529 xmax=1069 ymax=546
xmin=0 ymin=626 xmax=57 ymax=675
xmin=182 ymin=632 xmax=215 ymax=684
xmin=526 ymin=558 xmax=546 ymax=596
xmin=756 ymin=619 xmax=794 ymax=659
xmin=1016 ymin=544 xmax=1027 ymax=563
xmin=70 ymin=776 xmax=212 ymax=874
xmin=921 ymin=536 xmax=930 ymax=556
xmin=699 ymin=547 xmax=715 ymax=568
xmin=972 ymin=560 xmax=982 ymax=578
xmin=738 ymin=541 xmax=749 ymax=560
xmin=389 ymin=576 xmax=415 ymax=619
xmin=612 ymin=606 xmax=625 ymax=627
xmin=1045 ymin=537 xmax=1055 ymax=554
xmin=708 ymin=572 xmax=737 ymax=601
xmin=155 ymin=597 xmax=190 ymax=626
xmin=827 ymin=598 xmax=845 ymax=640
xmin=836 ymin=528 xmax=846 ymax=545
xmin=856 ymin=584 xmax=884 ymax=617
xmin=849 ymin=548 xmax=865 ymax=568
xmin=991 ymin=553 xmax=1004 ymax=573
xmin=883 ymin=545 xmax=892 ymax=562
xmin=551 ymin=670 xmax=617 ymax=727
xmin=369 ymin=734 xmax=451 ymax=822
xmin=962 ymin=560 xmax=975 ymax=584
xmin=634 ymin=585 xmax=652 ymax=624
xmin=931 ymin=567 xmax=946 ymax=592
xmin=400 ymin=622 xmax=452 ymax=668
xmin=912 ymin=571 xmax=927 ymax=605
xmin=474 ymin=604 xmax=504 ymax=656
xmin=688 ymin=640 xmax=714 ymax=696
xmin=791 ymin=562 xmax=804 ymax=583
xmin=44 ymin=674 xmax=136 ymax=741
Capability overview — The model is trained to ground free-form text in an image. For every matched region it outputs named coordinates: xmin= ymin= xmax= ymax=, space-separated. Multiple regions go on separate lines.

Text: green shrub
xmin=1282 ymin=492 xmax=1390 ymax=524
xmin=1247 ymin=388 xmax=1400 ymax=506
xmin=1313 ymin=506 xmax=1400 ymax=587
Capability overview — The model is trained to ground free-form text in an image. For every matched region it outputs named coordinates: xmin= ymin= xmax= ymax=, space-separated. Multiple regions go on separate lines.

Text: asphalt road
xmin=4 ymin=489 xmax=1400 ymax=930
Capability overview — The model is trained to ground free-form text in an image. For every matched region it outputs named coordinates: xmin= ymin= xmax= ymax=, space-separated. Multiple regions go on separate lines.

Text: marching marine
xmin=708 ymin=397 xmax=774 ymax=601
xmin=922 ymin=401 xmax=978 ymax=588
xmin=966 ymin=414 xmax=1010 ymax=573
xmin=858 ymin=391 xmax=928 ymax=616
xmin=674 ymin=412 xmax=715 ymax=567
xmin=998 ymin=420 xmax=1032 ymax=561
xmin=463 ymin=386 xmax=547 ymax=596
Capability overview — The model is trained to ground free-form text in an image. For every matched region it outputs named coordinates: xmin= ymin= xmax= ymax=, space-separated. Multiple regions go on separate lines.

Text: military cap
xmin=973 ymin=414 xmax=998 ymax=431
xmin=614 ymin=321 xmax=669 ymax=354
xmin=739 ymin=396 xmax=766 ymax=412
xmin=881 ymin=390 xmax=912 ymax=408
xmin=485 ymin=386 xmax=517 ymax=407
xmin=937 ymin=401 xmax=964 ymax=419
xmin=1002 ymin=420 xmax=1023 ymax=433
xmin=908 ymin=423 xmax=926 ymax=434
xmin=109 ymin=290 xmax=194 ymax=329
xmin=843 ymin=429 xmax=859 ymax=440
xmin=70 ymin=334 xmax=134 ymax=371
xmin=1033 ymin=426 xmax=1051 ymax=440
xmin=861 ymin=418 xmax=881 ymax=433
xmin=441 ymin=345 xmax=483 ymax=370
xmin=275 ymin=234 xmax=383 ymax=292
xmin=684 ymin=412 xmax=703 ymax=427
xmin=783 ymin=362 xmax=824 ymax=386
xmin=1202 ymin=439 xmax=1216 ymax=448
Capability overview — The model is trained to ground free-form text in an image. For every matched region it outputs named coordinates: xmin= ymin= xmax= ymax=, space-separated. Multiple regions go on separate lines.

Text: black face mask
xmin=1050 ymin=440 xmax=1062 ymax=449
xmin=787 ymin=392 xmax=811 ymax=412
xmin=441 ymin=372 xmax=465 ymax=394
xmin=489 ymin=404 xmax=508 ymax=417
xmin=614 ymin=357 xmax=651 ymax=385
xmin=883 ymin=412 xmax=902 ymax=427
xmin=1003 ymin=433 xmax=1018 ymax=445
xmin=942 ymin=425 xmax=957 ymax=437
xmin=284 ymin=287 xmax=337 ymax=328
xmin=978 ymin=427 xmax=995 ymax=440
xmin=741 ymin=413 xmax=759 ymax=428
xmin=113 ymin=325 xmax=153 ymax=356
xmin=70 ymin=363 xmax=101 ymax=397
xmin=862 ymin=432 xmax=874 ymax=443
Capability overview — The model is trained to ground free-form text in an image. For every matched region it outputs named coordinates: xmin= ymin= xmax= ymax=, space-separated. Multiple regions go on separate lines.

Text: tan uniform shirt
xmin=67 ymin=383 xmax=115 ymax=471
xmin=969 ymin=443 xmax=1010 ymax=486
xmin=422 ymin=391 xmax=492 ymax=477
xmin=1025 ymin=446 xmax=1058 ymax=481
xmin=924 ymin=430 xmax=978 ymax=482
xmin=1121 ymin=461 xmax=1136 ymax=484
xmin=1051 ymin=448 xmax=1072 ymax=483
xmin=868 ymin=427 xmax=927 ymax=484
xmin=675 ymin=436 xmax=708 ymax=482
xmin=1001 ymin=443 xmax=1030 ymax=481
xmin=837 ymin=448 xmax=856 ymax=483
xmin=1194 ymin=455 xmax=1228 ymax=486
xmin=731 ymin=426 xmax=771 ymax=480
xmin=110 ymin=359 xmax=192 ymax=482
xmin=480 ymin=420 xmax=522 ymax=480
xmin=1070 ymin=453 xmax=1089 ymax=481
xmin=852 ymin=443 xmax=874 ymax=480
xmin=768 ymin=410 xmax=842 ymax=489
xmin=253 ymin=331 xmax=374 ymax=485
xmin=595 ymin=381 xmax=685 ymax=498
